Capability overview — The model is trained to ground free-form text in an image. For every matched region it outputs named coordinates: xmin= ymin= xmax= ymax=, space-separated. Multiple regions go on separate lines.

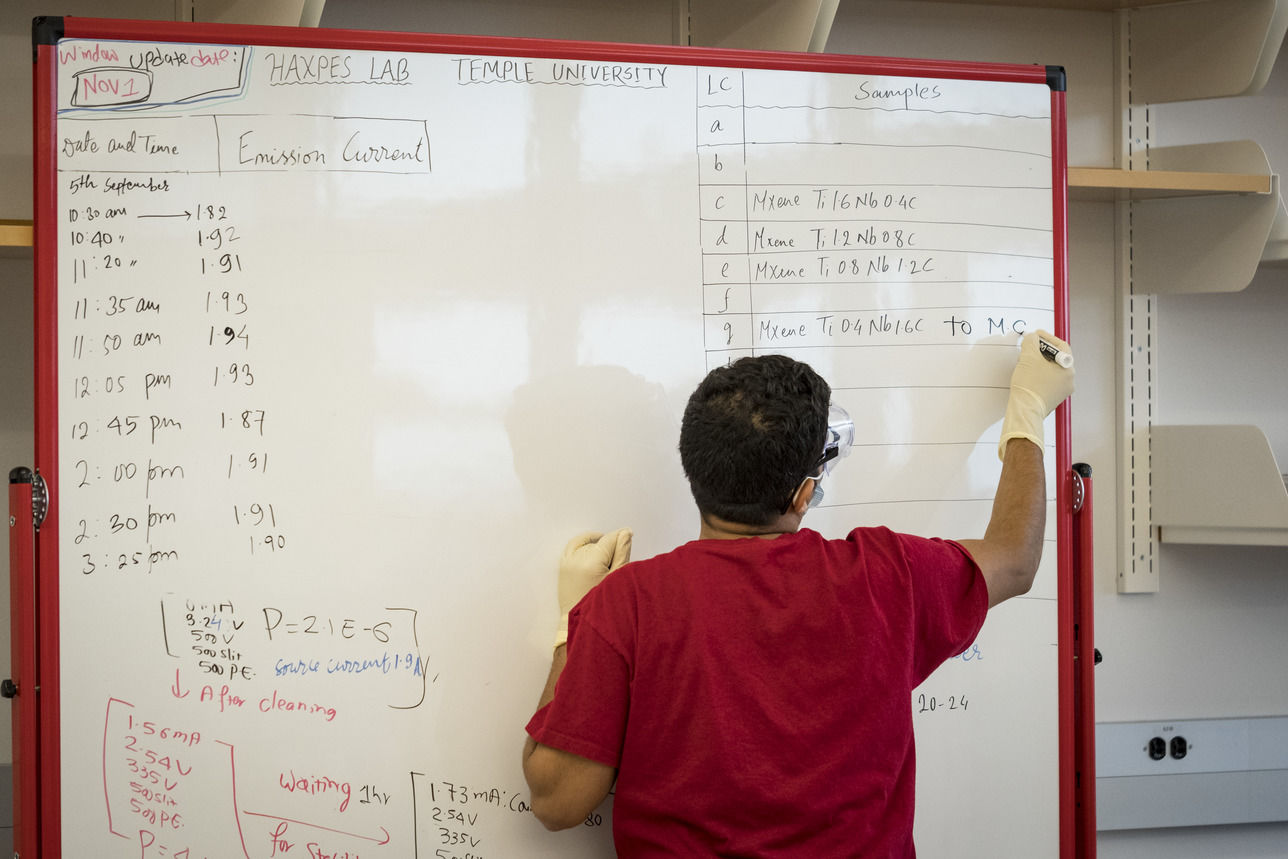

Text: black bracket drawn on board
xmin=33 ymin=16 xmax=65 ymax=63
xmin=1046 ymin=65 xmax=1067 ymax=92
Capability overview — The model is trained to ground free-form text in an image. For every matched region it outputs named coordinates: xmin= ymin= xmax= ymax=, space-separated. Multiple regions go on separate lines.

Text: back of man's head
xmin=679 ymin=355 xmax=830 ymax=526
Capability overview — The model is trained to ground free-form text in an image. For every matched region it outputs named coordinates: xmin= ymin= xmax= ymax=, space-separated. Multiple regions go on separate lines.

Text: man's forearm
xmin=523 ymin=645 xmax=567 ymax=760
xmin=960 ymin=437 xmax=1047 ymax=607
xmin=988 ymin=438 xmax=1046 ymax=571
xmin=523 ymin=530 xmax=631 ymax=830
xmin=522 ymin=644 xmax=616 ymax=830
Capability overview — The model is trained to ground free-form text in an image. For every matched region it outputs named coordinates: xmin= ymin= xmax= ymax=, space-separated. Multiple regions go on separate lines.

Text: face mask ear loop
xmin=783 ymin=463 xmax=826 ymax=515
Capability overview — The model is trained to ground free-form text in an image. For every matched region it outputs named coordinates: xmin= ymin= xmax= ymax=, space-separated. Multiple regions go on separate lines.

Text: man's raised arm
xmin=959 ymin=331 xmax=1075 ymax=608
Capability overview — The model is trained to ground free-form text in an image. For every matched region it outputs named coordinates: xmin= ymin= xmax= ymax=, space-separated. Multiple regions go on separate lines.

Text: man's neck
xmin=698 ymin=510 xmax=803 ymax=541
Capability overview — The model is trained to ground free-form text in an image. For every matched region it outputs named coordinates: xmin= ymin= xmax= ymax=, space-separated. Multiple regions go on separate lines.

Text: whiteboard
xmin=39 ymin=23 xmax=1066 ymax=859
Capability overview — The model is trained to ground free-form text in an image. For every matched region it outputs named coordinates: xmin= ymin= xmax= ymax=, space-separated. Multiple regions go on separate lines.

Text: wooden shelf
xmin=1153 ymin=425 xmax=1288 ymax=547
xmin=0 ymin=219 xmax=33 ymax=248
xmin=1069 ymin=167 xmax=1273 ymax=201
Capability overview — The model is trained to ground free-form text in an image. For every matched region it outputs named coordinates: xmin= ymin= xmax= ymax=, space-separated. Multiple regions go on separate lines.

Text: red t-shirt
xmin=526 ymin=526 xmax=988 ymax=858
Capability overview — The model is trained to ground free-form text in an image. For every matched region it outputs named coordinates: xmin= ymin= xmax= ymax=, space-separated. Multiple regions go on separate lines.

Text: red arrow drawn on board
xmin=170 ymin=667 xmax=189 ymax=699
xmin=242 ymin=810 xmax=391 ymax=845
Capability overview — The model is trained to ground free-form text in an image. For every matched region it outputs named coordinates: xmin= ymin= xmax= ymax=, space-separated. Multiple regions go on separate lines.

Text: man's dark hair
xmin=679 ymin=355 xmax=831 ymax=525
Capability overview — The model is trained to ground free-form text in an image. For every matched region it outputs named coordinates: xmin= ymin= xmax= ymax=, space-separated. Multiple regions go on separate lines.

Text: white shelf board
xmin=1130 ymin=0 xmax=1288 ymax=103
xmin=689 ymin=0 xmax=838 ymax=51
xmin=906 ymin=1 xmax=1194 ymax=9
xmin=906 ymin=0 xmax=1284 ymax=104
xmin=1152 ymin=425 xmax=1288 ymax=547
xmin=1264 ymin=194 xmax=1288 ymax=265
xmin=1130 ymin=142 xmax=1281 ymax=293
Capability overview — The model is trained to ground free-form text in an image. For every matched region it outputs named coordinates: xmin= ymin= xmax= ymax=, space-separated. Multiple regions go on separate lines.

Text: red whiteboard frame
xmin=29 ymin=16 xmax=1082 ymax=858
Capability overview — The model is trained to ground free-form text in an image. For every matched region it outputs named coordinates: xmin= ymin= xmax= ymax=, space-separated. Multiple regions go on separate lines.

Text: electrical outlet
xmin=1097 ymin=716 xmax=1288 ymax=830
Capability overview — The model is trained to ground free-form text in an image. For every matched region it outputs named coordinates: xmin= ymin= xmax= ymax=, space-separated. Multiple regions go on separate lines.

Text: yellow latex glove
xmin=555 ymin=529 xmax=633 ymax=648
xmin=998 ymin=330 xmax=1075 ymax=460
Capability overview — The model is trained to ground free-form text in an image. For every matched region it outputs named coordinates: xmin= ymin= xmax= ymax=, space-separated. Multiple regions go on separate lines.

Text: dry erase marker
xmin=1036 ymin=335 xmax=1074 ymax=369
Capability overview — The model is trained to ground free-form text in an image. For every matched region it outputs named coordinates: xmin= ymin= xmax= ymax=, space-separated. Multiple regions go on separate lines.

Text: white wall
xmin=1 ymin=0 xmax=1285 ymax=855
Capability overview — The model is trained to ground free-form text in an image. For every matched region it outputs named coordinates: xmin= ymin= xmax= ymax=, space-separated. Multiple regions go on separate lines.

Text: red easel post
xmin=7 ymin=467 xmax=40 ymax=859
xmin=1072 ymin=463 xmax=1097 ymax=857
xmin=1047 ymin=78 xmax=1078 ymax=859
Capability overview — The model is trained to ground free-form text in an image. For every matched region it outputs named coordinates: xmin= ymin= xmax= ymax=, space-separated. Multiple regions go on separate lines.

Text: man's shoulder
xmin=601 ymin=539 xmax=704 ymax=587
xmin=810 ymin=524 xmax=913 ymax=555
xmin=837 ymin=525 xmax=962 ymax=554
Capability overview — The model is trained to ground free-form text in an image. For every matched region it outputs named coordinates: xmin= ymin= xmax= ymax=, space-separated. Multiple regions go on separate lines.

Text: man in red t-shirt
xmin=523 ymin=332 xmax=1074 ymax=857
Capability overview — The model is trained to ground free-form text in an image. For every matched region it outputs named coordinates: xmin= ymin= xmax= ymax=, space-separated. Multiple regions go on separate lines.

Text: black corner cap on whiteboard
xmin=33 ymin=16 xmax=64 ymax=62
xmin=10 ymin=466 xmax=33 ymax=484
xmin=1046 ymin=65 xmax=1067 ymax=92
